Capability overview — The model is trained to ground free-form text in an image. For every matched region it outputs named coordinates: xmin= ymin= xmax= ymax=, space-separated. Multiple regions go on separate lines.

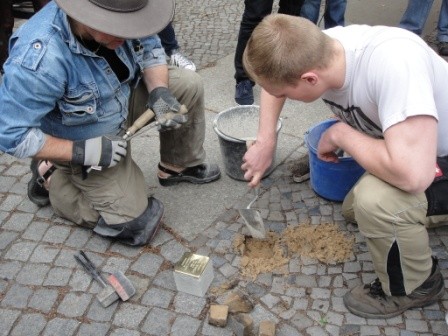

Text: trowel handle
xmin=123 ymin=108 xmax=156 ymax=140
xmin=74 ymin=251 xmax=108 ymax=288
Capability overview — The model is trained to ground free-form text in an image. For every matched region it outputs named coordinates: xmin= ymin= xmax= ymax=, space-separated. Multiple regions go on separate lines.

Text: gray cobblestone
xmin=0 ymin=231 xmax=19 ymax=250
xmin=5 ymin=241 xmax=37 ymax=261
xmin=103 ymin=256 xmax=131 ymax=273
xmin=109 ymin=328 xmax=140 ymax=336
xmin=0 ymin=308 xmax=21 ymax=336
xmin=130 ymin=253 xmax=164 ymax=277
xmin=2 ymin=212 xmax=33 ymax=231
xmin=87 ymin=300 xmax=118 ymax=322
xmin=78 ymin=322 xmax=110 ymax=336
xmin=43 ymin=318 xmax=80 ymax=336
xmin=1 ymin=284 xmax=33 ymax=309
xmin=64 ymin=228 xmax=91 ymax=248
xmin=28 ymin=288 xmax=59 ymax=313
xmin=113 ymin=303 xmax=149 ymax=329
xmin=141 ymin=307 xmax=175 ymax=335
xmin=57 ymin=293 xmax=92 ymax=317
xmin=173 ymin=291 xmax=206 ymax=317
xmin=152 ymin=269 xmax=177 ymax=291
xmin=42 ymin=225 xmax=71 ymax=244
xmin=22 ymin=221 xmax=49 ymax=241
xmin=43 ymin=267 xmax=72 ymax=286
xmin=11 ymin=313 xmax=46 ymax=336
xmin=171 ymin=315 xmax=201 ymax=336
xmin=15 ymin=263 xmax=50 ymax=285
xmin=141 ymin=287 xmax=174 ymax=308
xmin=30 ymin=244 xmax=60 ymax=263
xmin=160 ymin=239 xmax=190 ymax=263
xmin=0 ymin=194 xmax=24 ymax=212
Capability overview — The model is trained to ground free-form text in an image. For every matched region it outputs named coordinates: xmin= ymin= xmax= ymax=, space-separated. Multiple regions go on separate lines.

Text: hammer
xmin=74 ymin=250 xmax=135 ymax=307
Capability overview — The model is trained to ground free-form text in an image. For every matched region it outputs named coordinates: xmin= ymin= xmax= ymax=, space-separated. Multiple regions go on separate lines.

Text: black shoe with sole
xmin=343 ymin=257 xmax=445 ymax=319
xmin=27 ymin=160 xmax=52 ymax=207
xmin=158 ymin=163 xmax=221 ymax=186
xmin=438 ymin=42 xmax=448 ymax=56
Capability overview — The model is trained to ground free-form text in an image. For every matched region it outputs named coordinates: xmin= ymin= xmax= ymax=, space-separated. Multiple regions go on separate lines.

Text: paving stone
xmin=84 ymin=235 xmax=111 ymax=253
xmin=30 ymin=244 xmax=60 ymax=263
xmin=78 ymin=322 xmax=110 ymax=336
xmin=0 ymin=260 xmax=22 ymax=279
xmin=173 ymin=291 xmax=207 ymax=317
xmin=44 ymin=267 xmax=73 ymax=286
xmin=110 ymin=328 xmax=140 ymax=336
xmin=10 ymin=313 xmax=46 ymax=336
xmin=22 ymin=221 xmax=50 ymax=241
xmin=64 ymin=228 xmax=92 ymax=248
xmin=57 ymin=293 xmax=92 ymax=317
xmin=42 ymin=225 xmax=71 ymax=244
xmin=141 ymin=307 xmax=175 ymax=335
xmin=0 ymin=308 xmax=21 ymax=336
xmin=87 ymin=299 xmax=118 ymax=322
xmin=202 ymin=322 xmax=234 ymax=336
xmin=151 ymin=228 xmax=174 ymax=247
xmin=5 ymin=241 xmax=37 ymax=261
xmin=261 ymin=293 xmax=280 ymax=309
xmin=54 ymin=249 xmax=79 ymax=268
xmin=170 ymin=315 xmax=201 ymax=336
xmin=152 ymin=269 xmax=177 ymax=291
xmin=113 ymin=303 xmax=149 ymax=329
xmin=141 ymin=287 xmax=174 ymax=308
xmin=405 ymin=319 xmax=429 ymax=332
xmin=28 ymin=288 xmax=59 ymax=313
xmin=340 ymin=324 xmax=361 ymax=335
xmin=130 ymin=253 xmax=164 ymax=277
xmin=15 ymin=263 xmax=50 ymax=285
xmin=0 ymin=194 xmax=24 ymax=212
xmin=1 ymin=284 xmax=33 ymax=309
xmin=103 ymin=257 xmax=131 ymax=273
xmin=2 ymin=212 xmax=34 ymax=231
xmin=0 ymin=231 xmax=19 ymax=250
xmin=160 ymin=239 xmax=190 ymax=263
xmin=0 ymin=176 xmax=16 ymax=193
xmin=42 ymin=318 xmax=80 ymax=336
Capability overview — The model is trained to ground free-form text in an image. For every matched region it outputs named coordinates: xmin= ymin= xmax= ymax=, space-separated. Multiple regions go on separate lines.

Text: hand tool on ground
xmin=238 ymin=186 xmax=267 ymax=239
xmin=74 ymin=250 xmax=136 ymax=307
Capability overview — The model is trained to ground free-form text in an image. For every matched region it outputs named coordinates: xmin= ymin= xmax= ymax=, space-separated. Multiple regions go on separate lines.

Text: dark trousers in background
xmin=234 ymin=0 xmax=305 ymax=83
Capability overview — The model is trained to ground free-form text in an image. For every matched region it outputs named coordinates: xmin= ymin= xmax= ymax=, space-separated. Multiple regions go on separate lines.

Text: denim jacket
xmin=0 ymin=2 xmax=166 ymax=158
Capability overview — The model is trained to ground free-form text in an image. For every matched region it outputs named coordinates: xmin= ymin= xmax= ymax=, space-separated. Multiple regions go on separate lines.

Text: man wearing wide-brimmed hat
xmin=0 ymin=0 xmax=221 ymax=246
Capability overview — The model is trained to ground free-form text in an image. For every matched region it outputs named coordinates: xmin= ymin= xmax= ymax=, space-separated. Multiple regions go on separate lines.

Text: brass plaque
xmin=174 ymin=252 xmax=210 ymax=278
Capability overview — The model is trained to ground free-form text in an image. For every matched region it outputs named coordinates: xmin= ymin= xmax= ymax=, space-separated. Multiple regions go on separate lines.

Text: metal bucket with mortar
xmin=213 ymin=105 xmax=282 ymax=181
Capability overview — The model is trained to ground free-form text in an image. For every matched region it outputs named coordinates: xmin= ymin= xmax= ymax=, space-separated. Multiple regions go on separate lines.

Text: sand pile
xmin=233 ymin=223 xmax=354 ymax=279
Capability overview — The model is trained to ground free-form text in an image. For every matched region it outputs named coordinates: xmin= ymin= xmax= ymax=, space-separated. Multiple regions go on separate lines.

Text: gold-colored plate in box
xmin=174 ymin=252 xmax=210 ymax=278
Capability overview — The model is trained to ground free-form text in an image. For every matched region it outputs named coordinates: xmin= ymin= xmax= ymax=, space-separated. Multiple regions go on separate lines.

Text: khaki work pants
xmin=342 ymin=173 xmax=448 ymax=296
xmin=49 ymin=66 xmax=206 ymax=227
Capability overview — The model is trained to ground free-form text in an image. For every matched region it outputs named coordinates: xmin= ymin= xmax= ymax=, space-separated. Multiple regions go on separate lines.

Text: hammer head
xmin=97 ymin=285 xmax=120 ymax=307
xmin=107 ymin=271 xmax=136 ymax=301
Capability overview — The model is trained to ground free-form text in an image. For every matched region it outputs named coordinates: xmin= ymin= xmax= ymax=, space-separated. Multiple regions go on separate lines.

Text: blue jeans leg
xmin=323 ymin=0 xmax=347 ymax=28
xmin=437 ymin=0 xmax=448 ymax=42
xmin=399 ymin=0 xmax=434 ymax=35
xmin=300 ymin=0 xmax=321 ymax=24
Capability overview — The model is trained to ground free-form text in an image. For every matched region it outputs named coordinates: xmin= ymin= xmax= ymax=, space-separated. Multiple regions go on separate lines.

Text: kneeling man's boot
xmin=93 ymin=197 xmax=164 ymax=246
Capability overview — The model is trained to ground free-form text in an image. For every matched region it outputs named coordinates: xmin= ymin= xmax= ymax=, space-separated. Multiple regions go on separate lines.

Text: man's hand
xmin=241 ymin=139 xmax=276 ymax=187
xmin=146 ymin=87 xmax=187 ymax=131
xmin=72 ymin=136 xmax=127 ymax=168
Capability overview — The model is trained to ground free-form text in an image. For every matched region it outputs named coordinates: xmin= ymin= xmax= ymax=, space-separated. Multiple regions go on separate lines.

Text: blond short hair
xmin=243 ymin=14 xmax=334 ymax=86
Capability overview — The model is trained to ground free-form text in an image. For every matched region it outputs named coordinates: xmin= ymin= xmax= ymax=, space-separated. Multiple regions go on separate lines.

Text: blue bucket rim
xmin=305 ymin=119 xmax=355 ymax=163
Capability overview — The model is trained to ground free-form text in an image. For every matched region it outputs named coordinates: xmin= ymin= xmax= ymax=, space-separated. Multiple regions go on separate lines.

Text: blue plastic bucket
xmin=305 ymin=119 xmax=365 ymax=202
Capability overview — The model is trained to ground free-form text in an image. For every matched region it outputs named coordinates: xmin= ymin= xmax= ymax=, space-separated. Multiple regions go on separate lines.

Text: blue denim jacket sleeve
xmin=0 ymin=2 xmax=167 ymax=159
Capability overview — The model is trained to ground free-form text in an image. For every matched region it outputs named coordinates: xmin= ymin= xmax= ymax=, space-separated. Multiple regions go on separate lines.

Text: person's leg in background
xmin=300 ymin=0 xmax=321 ymax=24
xmin=234 ymin=0 xmax=274 ymax=105
xmin=437 ymin=0 xmax=448 ymax=55
xmin=323 ymin=0 xmax=347 ymax=28
xmin=399 ymin=0 xmax=434 ymax=35
xmin=158 ymin=22 xmax=196 ymax=71
xmin=278 ymin=0 xmax=305 ymax=16
xmin=0 ymin=0 xmax=14 ymax=73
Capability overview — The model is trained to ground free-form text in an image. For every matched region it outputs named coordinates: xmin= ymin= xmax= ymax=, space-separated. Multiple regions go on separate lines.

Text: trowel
xmin=238 ymin=187 xmax=267 ymax=239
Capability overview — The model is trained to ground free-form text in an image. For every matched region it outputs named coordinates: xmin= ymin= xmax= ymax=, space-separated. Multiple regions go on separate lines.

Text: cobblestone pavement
xmin=2 ymin=1 xmax=448 ymax=336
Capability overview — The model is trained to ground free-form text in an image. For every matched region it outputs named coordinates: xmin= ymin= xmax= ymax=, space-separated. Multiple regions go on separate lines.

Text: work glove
xmin=146 ymin=87 xmax=188 ymax=131
xmin=72 ymin=135 xmax=127 ymax=168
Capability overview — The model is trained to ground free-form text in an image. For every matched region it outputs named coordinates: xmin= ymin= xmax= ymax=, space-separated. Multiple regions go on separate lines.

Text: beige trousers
xmin=49 ymin=66 xmax=206 ymax=227
xmin=342 ymin=173 xmax=448 ymax=296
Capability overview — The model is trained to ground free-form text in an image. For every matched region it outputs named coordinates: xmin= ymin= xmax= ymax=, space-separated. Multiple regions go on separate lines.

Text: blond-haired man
xmin=242 ymin=13 xmax=448 ymax=318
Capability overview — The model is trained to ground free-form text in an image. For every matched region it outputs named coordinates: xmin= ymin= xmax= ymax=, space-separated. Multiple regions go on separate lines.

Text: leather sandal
xmin=27 ymin=160 xmax=55 ymax=207
xmin=158 ymin=163 xmax=221 ymax=186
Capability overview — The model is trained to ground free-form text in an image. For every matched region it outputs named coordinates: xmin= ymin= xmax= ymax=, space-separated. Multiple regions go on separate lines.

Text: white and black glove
xmin=72 ymin=135 xmax=127 ymax=168
xmin=146 ymin=87 xmax=188 ymax=131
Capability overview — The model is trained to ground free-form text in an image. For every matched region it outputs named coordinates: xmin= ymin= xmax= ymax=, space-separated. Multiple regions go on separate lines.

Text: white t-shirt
xmin=322 ymin=25 xmax=448 ymax=156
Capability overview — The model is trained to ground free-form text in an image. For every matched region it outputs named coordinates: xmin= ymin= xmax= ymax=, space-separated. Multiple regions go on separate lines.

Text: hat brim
xmin=55 ymin=0 xmax=174 ymax=39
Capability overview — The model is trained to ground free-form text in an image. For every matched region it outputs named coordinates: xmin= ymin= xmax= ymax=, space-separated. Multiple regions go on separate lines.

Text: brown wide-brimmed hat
xmin=55 ymin=0 xmax=175 ymax=39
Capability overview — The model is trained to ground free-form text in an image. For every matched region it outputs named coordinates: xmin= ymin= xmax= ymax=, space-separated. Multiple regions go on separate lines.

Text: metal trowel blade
xmin=238 ymin=209 xmax=266 ymax=239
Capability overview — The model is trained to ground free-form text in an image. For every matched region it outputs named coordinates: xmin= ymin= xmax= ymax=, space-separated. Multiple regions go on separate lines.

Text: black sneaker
xmin=235 ymin=79 xmax=254 ymax=105
xmin=158 ymin=163 xmax=221 ymax=186
xmin=343 ymin=257 xmax=445 ymax=319
xmin=438 ymin=42 xmax=448 ymax=56
xmin=27 ymin=160 xmax=51 ymax=206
